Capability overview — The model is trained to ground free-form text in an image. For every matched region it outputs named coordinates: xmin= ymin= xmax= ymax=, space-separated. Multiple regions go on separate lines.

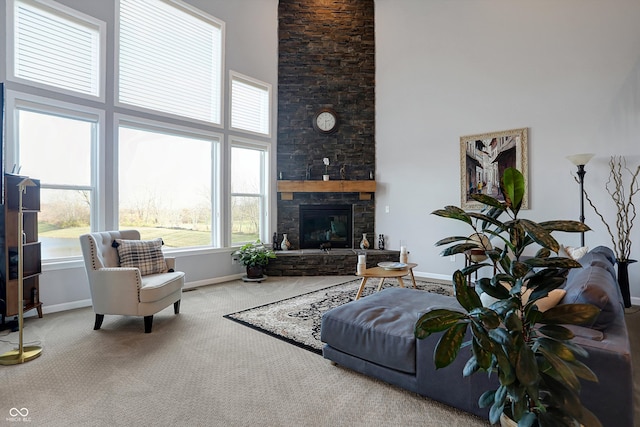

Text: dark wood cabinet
xmin=1 ymin=174 xmax=42 ymax=323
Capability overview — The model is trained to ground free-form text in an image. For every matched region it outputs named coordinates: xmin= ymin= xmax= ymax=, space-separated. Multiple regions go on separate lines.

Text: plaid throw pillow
xmin=112 ymin=238 xmax=167 ymax=276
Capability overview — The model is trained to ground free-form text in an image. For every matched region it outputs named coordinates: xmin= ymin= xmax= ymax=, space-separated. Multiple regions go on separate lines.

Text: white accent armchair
xmin=79 ymin=230 xmax=185 ymax=333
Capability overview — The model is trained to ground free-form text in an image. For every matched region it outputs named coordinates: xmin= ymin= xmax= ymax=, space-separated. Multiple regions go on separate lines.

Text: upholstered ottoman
xmin=320 ymin=287 xmax=461 ymax=375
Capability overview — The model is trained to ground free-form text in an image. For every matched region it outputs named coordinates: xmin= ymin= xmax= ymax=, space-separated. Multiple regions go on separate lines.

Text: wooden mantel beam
xmin=277 ymin=180 xmax=376 ymax=200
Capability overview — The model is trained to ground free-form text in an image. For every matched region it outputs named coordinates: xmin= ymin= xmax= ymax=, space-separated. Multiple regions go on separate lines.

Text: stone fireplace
xmin=273 ymin=0 xmax=376 ymax=274
xmin=299 ymin=204 xmax=352 ymax=249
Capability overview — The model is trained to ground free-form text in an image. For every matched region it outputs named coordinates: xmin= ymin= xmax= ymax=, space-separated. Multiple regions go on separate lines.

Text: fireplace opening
xmin=299 ymin=204 xmax=353 ymax=249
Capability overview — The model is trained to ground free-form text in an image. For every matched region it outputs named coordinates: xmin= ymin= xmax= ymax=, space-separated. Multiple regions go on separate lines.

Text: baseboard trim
xmin=36 ymin=274 xmax=246 ymax=315
xmin=25 ymin=272 xmax=640 ymax=316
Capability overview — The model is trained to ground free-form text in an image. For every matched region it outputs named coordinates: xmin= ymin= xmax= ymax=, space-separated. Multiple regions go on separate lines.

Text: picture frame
xmin=460 ymin=127 xmax=528 ymax=210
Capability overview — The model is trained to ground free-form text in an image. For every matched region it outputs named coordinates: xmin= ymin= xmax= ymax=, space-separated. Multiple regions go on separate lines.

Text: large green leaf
xmin=497 ymin=356 xmax=516 ymax=386
xmin=470 ymin=193 xmax=505 ymax=210
xmin=566 ymin=358 xmax=598 ymax=382
xmin=478 ymin=389 xmax=496 ymax=408
xmin=519 ymin=218 xmax=560 ymax=253
xmin=537 ymin=325 xmax=574 ymax=341
xmin=431 ymin=206 xmax=472 ymax=225
xmin=434 ymin=322 xmax=468 ymax=368
xmin=467 ymin=212 xmax=507 ymax=231
xmin=504 ymin=309 xmax=523 ymax=332
xmin=434 ymin=236 xmax=470 ymax=246
xmin=501 ymin=167 xmax=525 ymax=214
xmin=473 ymin=338 xmax=493 ymax=370
xmin=478 ymin=279 xmax=511 ymax=300
xmin=516 ymin=344 xmax=538 ymax=386
xmin=524 ymin=257 xmax=581 ymax=269
xmin=469 ymin=307 xmax=501 ymax=329
xmin=440 ymin=242 xmax=479 ymax=257
xmin=470 ymin=322 xmax=495 ymax=352
xmin=537 ymin=337 xmax=576 ymax=362
xmin=453 ymin=270 xmax=482 ymax=311
xmin=538 ymin=304 xmax=600 ymax=326
xmin=460 ymin=263 xmax=490 ymax=277
xmin=414 ymin=309 xmax=466 ymax=339
xmin=463 ymin=355 xmax=480 ymax=377
xmin=488 ymin=399 xmax=504 ymax=425
xmin=537 ymin=346 xmax=580 ymax=391
xmin=575 ymin=406 xmax=603 ymax=427
xmin=539 ymin=220 xmax=591 ymax=234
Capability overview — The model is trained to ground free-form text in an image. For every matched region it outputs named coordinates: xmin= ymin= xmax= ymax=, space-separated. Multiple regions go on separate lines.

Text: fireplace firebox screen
xmin=299 ymin=204 xmax=352 ymax=249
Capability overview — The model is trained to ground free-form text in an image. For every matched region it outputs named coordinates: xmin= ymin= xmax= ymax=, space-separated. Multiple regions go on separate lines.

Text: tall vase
xmin=360 ymin=233 xmax=370 ymax=250
xmin=281 ymin=233 xmax=291 ymax=251
xmin=617 ymin=259 xmax=637 ymax=308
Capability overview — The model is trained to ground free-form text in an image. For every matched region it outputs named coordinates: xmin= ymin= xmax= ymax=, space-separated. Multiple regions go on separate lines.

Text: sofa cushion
xmin=321 ymin=288 xmax=461 ymax=374
xmin=562 ymin=262 xmax=622 ymax=331
xmin=139 ymin=271 xmax=184 ymax=303
xmin=480 ymin=284 xmax=565 ymax=312
xmin=113 ymin=238 xmax=167 ymax=276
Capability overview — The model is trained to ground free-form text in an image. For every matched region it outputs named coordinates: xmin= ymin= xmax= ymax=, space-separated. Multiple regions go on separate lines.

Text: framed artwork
xmin=460 ymin=127 xmax=528 ymax=210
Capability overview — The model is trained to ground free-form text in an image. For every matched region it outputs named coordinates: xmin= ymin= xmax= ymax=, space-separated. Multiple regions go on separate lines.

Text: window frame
xmin=229 ymin=70 xmax=272 ymax=138
xmin=229 ymin=136 xmax=271 ymax=245
xmin=114 ymin=114 xmax=223 ymax=249
xmin=114 ymin=0 xmax=226 ymax=128
xmin=4 ymin=90 xmax=105 ymax=260
xmin=6 ymin=0 xmax=107 ymax=102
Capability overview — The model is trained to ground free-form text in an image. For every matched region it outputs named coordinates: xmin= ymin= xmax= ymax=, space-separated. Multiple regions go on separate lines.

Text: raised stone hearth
xmin=265 ymin=249 xmax=400 ymax=276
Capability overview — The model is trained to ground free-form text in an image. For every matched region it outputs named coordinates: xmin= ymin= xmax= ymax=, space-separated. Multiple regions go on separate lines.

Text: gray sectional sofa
xmin=320 ymin=246 xmax=633 ymax=426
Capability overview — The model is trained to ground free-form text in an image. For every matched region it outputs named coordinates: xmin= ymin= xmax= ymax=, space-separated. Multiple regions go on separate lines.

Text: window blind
xmin=14 ymin=0 xmax=101 ymax=97
xmin=118 ymin=0 xmax=222 ymax=124
xmin=231 ymin=74 xmax=270 ymax=136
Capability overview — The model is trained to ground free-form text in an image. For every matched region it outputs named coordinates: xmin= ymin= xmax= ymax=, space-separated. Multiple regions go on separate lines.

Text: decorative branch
xmin=579 ymin=156 xmax=639 ymax=261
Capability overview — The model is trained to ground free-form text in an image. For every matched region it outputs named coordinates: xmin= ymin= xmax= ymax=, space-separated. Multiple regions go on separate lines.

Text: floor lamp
xmin=567 ymin=153 xmax=595 ymax=247
xmin=0 ymin=178 xmax=43 ymax=365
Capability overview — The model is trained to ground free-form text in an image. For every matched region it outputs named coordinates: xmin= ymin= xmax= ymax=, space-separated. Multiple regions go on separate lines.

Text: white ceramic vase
xmin=360 ymin=233 xmax=370 ymax=250
xmin=280 ymin=233 xmax=290 ymax=251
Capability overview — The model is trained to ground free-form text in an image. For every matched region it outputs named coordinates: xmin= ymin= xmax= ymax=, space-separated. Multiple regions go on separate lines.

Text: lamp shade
xmin=566 ymin=153 xmax=595 ymax=166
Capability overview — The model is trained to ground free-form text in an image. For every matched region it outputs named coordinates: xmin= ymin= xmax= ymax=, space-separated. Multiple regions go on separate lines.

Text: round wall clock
xmin=312 ymin=108 xmax=339 ymax=134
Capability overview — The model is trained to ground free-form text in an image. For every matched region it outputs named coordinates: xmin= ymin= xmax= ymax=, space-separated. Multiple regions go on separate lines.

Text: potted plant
xmin=231 ymin=240 xmax=276 ymax=279
xmin=415 ymin=168 xmax=602 ymax=426
xmin=581 ymin=155 xmax=639 ymax=307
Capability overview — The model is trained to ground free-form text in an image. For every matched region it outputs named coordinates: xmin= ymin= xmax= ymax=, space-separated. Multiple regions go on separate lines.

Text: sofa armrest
xmin=566 ymin=314 xmax=633 ymax=427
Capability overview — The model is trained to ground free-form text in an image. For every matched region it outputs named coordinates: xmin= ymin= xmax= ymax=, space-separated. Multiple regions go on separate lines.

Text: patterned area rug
xmin=224 ymin=278 xmax=453 ymax=355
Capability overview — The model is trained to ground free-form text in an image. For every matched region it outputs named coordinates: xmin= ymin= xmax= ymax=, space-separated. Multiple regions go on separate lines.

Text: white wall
xmin=375 ymin=0 xmax=640 ymax=300
xmin=0 ymin=0 xmax=279 ymax=313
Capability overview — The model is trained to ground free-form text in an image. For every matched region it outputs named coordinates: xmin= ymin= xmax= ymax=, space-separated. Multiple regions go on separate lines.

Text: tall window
xmin=230 ymin=141 xmax=269 ymax=244
xmin=10 ymin=97 xmax=99 ymax=259
xmin=230 ymin=71 xmax=271 ymax=136
xmin=118 ymin=0 xmax=224 ymax=124
xmin=9 ymin=0 xmax=104 ymax=99
xmin=118 ymin=120 xmax=219 ymax=248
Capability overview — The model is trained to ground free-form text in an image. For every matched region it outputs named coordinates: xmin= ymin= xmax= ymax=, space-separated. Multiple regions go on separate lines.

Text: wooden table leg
xmin=376 ymin=277 xmax=386 ymax=292
xmin=355 ymin=277 xmax=369 ymax=300
xmin=397 ymin=277 xmax=405 ymax=288
xmin=409 ymin=268 xmax=417 ymax=288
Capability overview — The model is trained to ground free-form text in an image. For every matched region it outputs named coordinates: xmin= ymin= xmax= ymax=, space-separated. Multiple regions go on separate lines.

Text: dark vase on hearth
xmin=616 ymin=259 xmax=637 ymax=308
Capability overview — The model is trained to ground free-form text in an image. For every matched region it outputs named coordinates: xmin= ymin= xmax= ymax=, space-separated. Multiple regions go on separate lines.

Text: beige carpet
xmin=0 ymin=276 xmax=638 ymax=427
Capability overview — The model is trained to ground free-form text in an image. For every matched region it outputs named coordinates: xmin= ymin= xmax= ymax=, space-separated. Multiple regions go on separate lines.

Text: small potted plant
xmin=231 ymin=240 xmax=276 ymax=279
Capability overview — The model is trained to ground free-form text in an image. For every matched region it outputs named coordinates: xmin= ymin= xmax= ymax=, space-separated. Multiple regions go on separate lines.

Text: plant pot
xmin=246 ymin=266 xmax=264 ymax=279
xmin=499 ymin=413 xmax=516 ymax=427
xmin=323 ymin=174 xmax=330 ymax=181
xmin=616 ymin=259 xmax=637 ymax=308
